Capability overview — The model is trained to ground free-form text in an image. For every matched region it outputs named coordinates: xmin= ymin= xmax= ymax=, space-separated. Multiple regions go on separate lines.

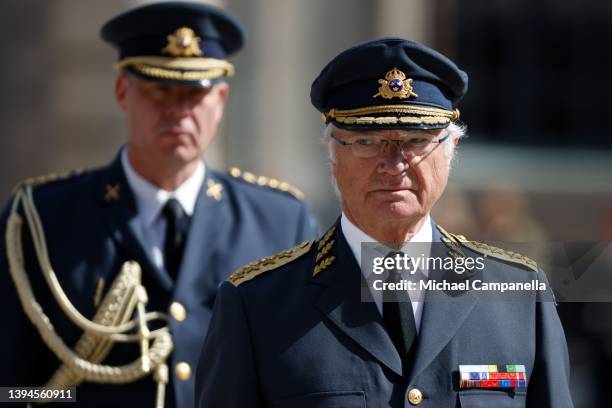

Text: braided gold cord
xmin=131 ymin=64 xmax=231 ymax=81
xmin=325 ymin=105 xmax=460 ymax=121
xmin=5 ymin=186 xmax=173 ymax=407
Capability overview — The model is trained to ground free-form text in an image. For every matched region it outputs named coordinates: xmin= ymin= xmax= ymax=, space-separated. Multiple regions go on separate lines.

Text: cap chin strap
xmin=6 ymin=184 xmax=173 ymax=408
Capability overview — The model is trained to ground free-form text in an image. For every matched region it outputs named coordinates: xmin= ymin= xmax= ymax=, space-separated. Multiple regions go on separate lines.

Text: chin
xmin=175 ymin=151 xmax=201 ymax=166
xmin=375 ymin=201 xmax=423 ymax=220
xmin=158 ymin=140 xmax=193 ymax=157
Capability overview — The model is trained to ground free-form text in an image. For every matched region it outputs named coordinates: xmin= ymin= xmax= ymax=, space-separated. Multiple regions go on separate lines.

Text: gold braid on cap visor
xmin=114 ymin=56 xmax=235 ymax=80
xmin=322 ymin=105 xmax=460 ymax=125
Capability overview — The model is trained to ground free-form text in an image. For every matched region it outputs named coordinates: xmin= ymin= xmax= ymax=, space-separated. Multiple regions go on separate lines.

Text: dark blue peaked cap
xmin=311 ymin=38 xmax=468 ymax=130
xmin=101 ymin=1 xmax=245 ymax=86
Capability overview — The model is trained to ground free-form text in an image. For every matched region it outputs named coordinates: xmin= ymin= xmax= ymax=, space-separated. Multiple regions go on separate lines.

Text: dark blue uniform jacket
xmin=196 ymin=220 xmax=572 ymax=408
xmin=0 ymin=152 xmax=317 ymax=407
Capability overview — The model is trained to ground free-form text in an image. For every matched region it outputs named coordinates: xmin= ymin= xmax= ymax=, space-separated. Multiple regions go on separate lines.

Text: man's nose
xmin=378 ymin=142 xmax=408 ymax=175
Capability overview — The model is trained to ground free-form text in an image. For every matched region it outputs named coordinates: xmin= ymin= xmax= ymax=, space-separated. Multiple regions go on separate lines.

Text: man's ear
xmin=115 ymin=73 xmax=129 ymax=112
xmin=211 ymin=82 xmax=229 ymax=122
xmin=453 ymin=133 xmax=461 ymax=146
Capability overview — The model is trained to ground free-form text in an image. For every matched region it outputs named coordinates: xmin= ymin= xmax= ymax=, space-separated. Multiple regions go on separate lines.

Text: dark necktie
xmin=162 ymin=198 xmax=190 ymax=280
xmin=382 ymin=251 xmax=418 ymax=373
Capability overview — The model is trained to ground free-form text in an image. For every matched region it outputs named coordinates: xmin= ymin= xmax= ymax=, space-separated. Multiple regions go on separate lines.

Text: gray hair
xmin=321 ymin=122 xmax=467 ymax=164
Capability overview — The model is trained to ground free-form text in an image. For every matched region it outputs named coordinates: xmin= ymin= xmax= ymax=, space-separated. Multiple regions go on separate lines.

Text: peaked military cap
xmin=101 ymin=1 xmax=245 ymax=87
xmin=311 ymin=37 xmax=468 ymax=130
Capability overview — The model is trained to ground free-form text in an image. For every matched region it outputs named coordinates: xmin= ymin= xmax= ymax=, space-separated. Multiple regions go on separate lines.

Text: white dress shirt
xmin=341 ymin=213 xmax=432 ymax=334
xmin=121 ymin=149 xmax=205 ymax=270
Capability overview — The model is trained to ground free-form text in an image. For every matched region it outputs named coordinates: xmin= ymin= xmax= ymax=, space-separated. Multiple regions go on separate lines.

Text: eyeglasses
xmin=330 ymin=130 xmax=450 ymax=158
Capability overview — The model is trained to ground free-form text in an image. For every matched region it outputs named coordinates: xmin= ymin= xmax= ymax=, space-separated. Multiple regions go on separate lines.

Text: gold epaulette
xmin=229 ymin=240 xmax=313 ymax=287
xmin=437 ymin=225 xmax=538 ymax=272
xmin=13 ymin=169 xmax=85 ymax=193
xmin=229 ymin=167 xmax=304 ymax=199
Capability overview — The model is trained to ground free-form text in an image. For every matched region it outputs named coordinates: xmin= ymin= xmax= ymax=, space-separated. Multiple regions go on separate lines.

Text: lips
xmin=370 ymin=176 xmax=418 ymax=193
xmin=162 ymin=127 xmax=191 ymax=134
xmin=372 ymin=184 xmax=416 ymax=191
xmin=377 ymin=186 xmax=413 ymax=191
xmin=370 ymin=187 xmax=416 ymax=196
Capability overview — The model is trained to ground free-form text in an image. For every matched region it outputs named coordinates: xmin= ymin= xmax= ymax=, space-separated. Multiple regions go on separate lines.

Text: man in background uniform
xmin=0 ymin=2 xmax=316 ymax=407
xmin=195 ymin=38 xmax=572 ymax=407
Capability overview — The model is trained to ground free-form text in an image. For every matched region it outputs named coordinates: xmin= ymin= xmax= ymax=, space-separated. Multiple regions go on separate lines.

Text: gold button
xmin=408 ymin=388 xmax=423 ymax=405
xmin=175 ymin=362 xmax=191 ymax=381
xmin=170 ymin=302 xmax=187 ymax=321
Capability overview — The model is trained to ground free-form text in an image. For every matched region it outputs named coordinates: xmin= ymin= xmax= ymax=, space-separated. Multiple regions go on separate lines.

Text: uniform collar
xmin=340 ymin=212 xmax=433 ymax=277
xmin=120 ymin=148 xmax=205 ymax=226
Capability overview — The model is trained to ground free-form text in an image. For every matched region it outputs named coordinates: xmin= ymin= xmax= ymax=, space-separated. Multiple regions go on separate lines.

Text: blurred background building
xmin=1 ymin=0 xmax=611 ymax=406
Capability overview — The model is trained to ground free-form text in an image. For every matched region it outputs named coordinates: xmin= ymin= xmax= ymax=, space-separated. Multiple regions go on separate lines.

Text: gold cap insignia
xmin=373 ymin=67 xmax=418 ymax=100
xmin=162 ymin=27 xmax=203 ymax=57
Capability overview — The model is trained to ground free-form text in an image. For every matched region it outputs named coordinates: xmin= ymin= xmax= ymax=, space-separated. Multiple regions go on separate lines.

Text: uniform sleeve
xmin=295 ymin=201 xmax=319 ymax=243
xmin=195 ymin=281 xmax=264 ymax=408
xmin=526 ymin=269 xmax=574 ymax=407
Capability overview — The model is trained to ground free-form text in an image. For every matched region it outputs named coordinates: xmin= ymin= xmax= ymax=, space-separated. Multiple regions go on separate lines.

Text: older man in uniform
xmin=0 ymin=2 xmax=316 ymax=407
xmin=195 ymin=38 xmax=573 ymax=407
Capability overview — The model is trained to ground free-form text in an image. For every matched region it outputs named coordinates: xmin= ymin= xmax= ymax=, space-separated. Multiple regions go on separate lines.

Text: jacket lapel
xmin=312 ymin=221 xmax=403 ymax=378
xmin=98 ymin=153 xmax=173 ymax=291
xmin=407 ymin=221 xmax=479 ymax=383
xmin=173 ymin=170 xmax=228 ymax=294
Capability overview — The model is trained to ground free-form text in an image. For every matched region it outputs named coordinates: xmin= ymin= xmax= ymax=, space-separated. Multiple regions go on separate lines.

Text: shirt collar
xmin=341 ymin=212 xmax=433 ymax=272
xmin=121 ymin=148 xmax=205 ymax=226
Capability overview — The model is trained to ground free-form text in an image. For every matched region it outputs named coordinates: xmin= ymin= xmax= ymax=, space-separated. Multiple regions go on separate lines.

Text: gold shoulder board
xmin=229 ymin=240 xmax=314 ymax=287
xmin=438 ymin=225 xmax=538 ymax=272
xmin=229 ymin=167 xmax=304 ymax=200
xmin=14 ymin=169 xmax=85 ymax=193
